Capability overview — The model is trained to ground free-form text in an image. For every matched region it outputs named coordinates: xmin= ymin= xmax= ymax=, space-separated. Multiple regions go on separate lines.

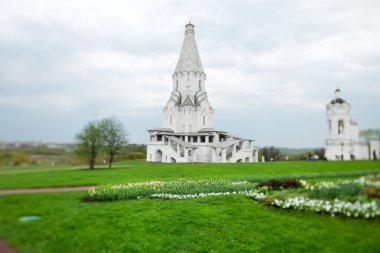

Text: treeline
xmin=119 ymin=144 xmax=146 ymax=160
xmin=0 ymin=143 xmax=147 ymax=167
xmin=259 ymin=146 xmax=325 ymax=161
xmin=0 ymin=146 xmax=72 ymax=166
xmin=0 ymin=149 xmax=32 ymax=166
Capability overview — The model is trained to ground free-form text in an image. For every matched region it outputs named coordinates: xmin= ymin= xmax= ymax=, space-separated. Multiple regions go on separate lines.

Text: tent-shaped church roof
xmin=174 ymin=22 xmax=204 ymax=74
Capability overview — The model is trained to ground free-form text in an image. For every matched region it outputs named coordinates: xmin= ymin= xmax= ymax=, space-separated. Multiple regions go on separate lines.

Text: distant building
xmin=325 ymin=88 xmax=380 ymax=160
xmin=146 ymin=23 xmax=258 ymax=163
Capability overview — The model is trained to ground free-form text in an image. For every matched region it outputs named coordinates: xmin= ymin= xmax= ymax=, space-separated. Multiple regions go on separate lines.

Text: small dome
xmin=331 ymin=87 xmax=346 ymax=104
xmin=330 ymin=98 xmax=346 ymax=105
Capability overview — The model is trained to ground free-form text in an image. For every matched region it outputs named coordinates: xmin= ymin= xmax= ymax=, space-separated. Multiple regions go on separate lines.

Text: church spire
xmin=335 ymin=87 xmax=341 ymax=99
xmin=174 ymin=22 xmax=204 ymax=74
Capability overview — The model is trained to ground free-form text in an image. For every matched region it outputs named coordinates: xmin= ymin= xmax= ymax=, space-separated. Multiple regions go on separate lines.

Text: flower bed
xmin=270 ymin=175 xmax=380 ymax=218
xmin=83 ymin=175 xmax=380 ymax=219
xmin=150 ymin=191 xmax=266 ymax=200
xmin=271 ymin=197 xmax=379 ymax=218
xmin=84 ymin=179 xmax=257 ymax=201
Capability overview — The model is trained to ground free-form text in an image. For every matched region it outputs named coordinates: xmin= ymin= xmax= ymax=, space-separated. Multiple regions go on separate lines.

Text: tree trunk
xmin=108 ymin=156 xmax=113 ymax=169
xmin=89 ymin=158 xmax=95 ymax=169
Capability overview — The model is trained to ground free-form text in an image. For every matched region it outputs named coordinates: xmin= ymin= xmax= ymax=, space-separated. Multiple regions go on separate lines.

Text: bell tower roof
xmin=174 ymin=22 xmax=204 ymax=74
xmin=330 ymin=87 xmax=346 ymax=105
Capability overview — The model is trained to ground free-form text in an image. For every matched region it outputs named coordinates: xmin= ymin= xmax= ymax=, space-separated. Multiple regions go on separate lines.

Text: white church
xmin=325 ymin=88 xmax=380 ymax=160
xmin=146 ymin=23 xmax=258 ymax=163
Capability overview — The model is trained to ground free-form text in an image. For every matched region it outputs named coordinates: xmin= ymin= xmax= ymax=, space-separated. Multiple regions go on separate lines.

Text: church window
xmin=338 ymin=120 xmax=344 ymax=134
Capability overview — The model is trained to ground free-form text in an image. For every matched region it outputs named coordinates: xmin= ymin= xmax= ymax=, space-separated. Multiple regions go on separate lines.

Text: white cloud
xmin=0 ymin=0 xmax=379 ymax=146
xmin=0 ymin=94 xmax=79 ymax=112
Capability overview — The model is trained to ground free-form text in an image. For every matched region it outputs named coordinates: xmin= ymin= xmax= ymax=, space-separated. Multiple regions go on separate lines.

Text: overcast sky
xmin=0 ymin=0 xmax=379 ymax=147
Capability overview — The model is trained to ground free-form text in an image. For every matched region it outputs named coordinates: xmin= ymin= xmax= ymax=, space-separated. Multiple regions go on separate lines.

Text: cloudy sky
xmin=1 ymin=0 xmax=379 ymax=147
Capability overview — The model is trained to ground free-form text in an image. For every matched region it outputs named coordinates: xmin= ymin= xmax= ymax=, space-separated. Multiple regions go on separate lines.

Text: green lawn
xmin=1 ymin=160 xmax=380 ymax=189
xmin=0 ymin=191 xmax=379 ymax=253
xmin=0 ymin=161 xmax=379 ymax=252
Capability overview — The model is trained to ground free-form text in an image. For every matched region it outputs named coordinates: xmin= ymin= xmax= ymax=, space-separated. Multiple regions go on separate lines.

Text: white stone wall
xmin=369 ymin=138 xmax=380 ymax=159
xmin=355 ymin=143 xmax=370 ymax=160
xmin=146 ymin=131 xmax=255 ymax=163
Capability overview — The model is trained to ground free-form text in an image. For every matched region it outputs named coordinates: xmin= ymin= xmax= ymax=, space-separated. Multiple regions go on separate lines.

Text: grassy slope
xmin=0 ymin=160 xmax=380 ymax=189
xmin=0 ymin=191 xmax=379 ymax=253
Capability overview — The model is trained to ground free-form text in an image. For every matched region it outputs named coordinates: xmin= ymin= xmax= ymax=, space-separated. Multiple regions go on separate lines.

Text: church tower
xmin=146 ymin=23 xmax=257 ymax=163
xmin=325 ymin=88 xmax=359 ymax=160
xmin=163 ymin=22 xmax=214 ymax=133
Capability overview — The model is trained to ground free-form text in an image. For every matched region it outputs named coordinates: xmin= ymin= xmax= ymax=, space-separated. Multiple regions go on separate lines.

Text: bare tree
xmin=99 ymin=116 xmax=128 ymax=169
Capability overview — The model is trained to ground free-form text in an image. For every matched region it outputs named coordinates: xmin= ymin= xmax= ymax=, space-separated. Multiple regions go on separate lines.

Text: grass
xmin=0 ymin=160 xmax=380 ymax=189
xmin=307 ymin=183 xmax=362 ymax=201
xmin=0 ymin=191 xmax=379 ymax=253
xmin=0 ymin=161 xmax=380 ymax=252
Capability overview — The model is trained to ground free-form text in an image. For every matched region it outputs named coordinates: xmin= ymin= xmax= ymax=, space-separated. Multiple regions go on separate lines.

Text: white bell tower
xmin=325 ymin=88 xmax=359 ymax=160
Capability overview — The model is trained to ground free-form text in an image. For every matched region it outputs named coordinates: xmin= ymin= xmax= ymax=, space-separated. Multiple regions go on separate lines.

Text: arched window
xmin=203 ymin=116 xmax=206 ymax=125
xmin=328 ymin=120 xmax=332 ymax=133
xmin=338 ymin=120 xmax=344 ymax=134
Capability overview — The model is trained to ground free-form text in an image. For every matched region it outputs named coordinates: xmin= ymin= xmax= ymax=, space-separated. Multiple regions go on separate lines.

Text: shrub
xmin=307 ymin=183 xmax=361 ymax=201
xmin=256 ymin=179 xmax=302 ymax=190
xmin=125 ymin=152 xmax=146 ymax=160
xmin=361 ymin=186 xmax=380 ymax=199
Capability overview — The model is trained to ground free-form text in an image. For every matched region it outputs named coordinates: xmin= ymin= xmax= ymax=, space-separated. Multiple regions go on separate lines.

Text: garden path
xmin=0 ymin=240 xmax=18 ymax=253
xmin=0 ymin=186 xmax=94 ymax=196
xmin=0 ymin=165 xmax=129 ymax=175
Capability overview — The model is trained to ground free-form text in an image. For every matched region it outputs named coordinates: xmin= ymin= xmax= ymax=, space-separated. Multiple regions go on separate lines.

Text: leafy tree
xmin=360 ymin=128 xmax=376 ymax=138
xmin=99 ymin=117 xmax=128 ymax=169
xmin=313 ymin=148 xmax=325 ymax=160
xmin=261 ymin=146 xmax=282 ymax=161
xmin=125 ymin=144 xmax=147 ymax=153
xmin=75 ymin=120 xmax=102 ymax=169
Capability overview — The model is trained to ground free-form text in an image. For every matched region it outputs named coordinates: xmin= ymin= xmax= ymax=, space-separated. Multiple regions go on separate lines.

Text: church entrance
xmin=155 ymin=150 xmax=163 ymax=162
